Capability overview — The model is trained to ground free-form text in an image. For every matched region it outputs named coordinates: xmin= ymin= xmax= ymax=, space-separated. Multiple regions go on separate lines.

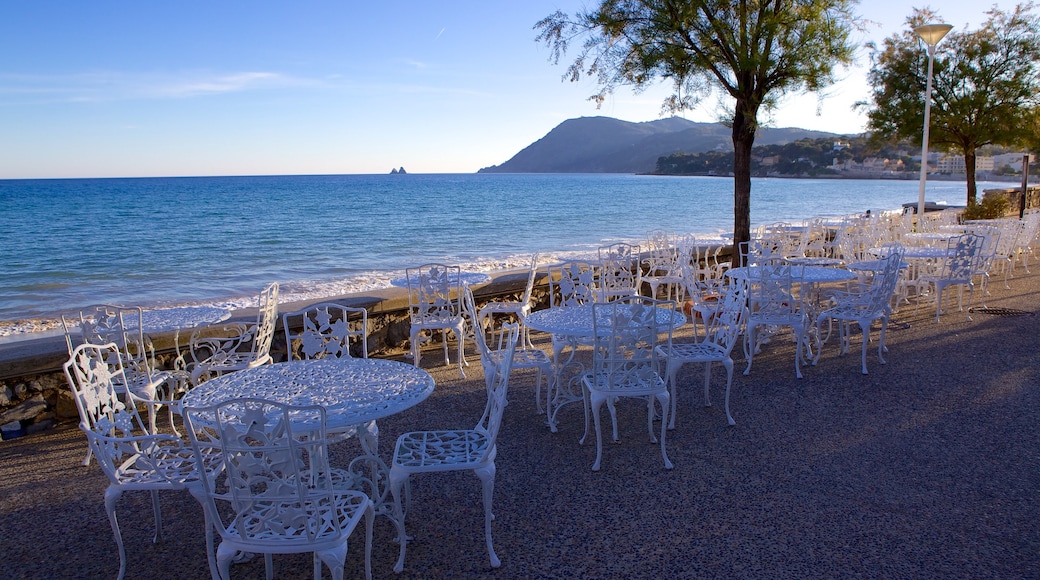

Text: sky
xmin=0 ymin=1 xmax=995 ymax=179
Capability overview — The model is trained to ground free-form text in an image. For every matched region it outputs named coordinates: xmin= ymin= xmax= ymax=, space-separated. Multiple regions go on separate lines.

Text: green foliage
xmin=535 ymin=0 xmax=864 ymax=256
xmin=654 ymin=136 xmax=917 ymax=176
xmin=862 ymin=4 xmax=1040 ymax=205
xmin=962 ymin=195 xmax=1012 ymax=220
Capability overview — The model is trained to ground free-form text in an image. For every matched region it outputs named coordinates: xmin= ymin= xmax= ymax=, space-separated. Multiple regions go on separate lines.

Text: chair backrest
xmin=406 ymin=263 xmax=463 ymax=321
xmin=251 ymin=282 xmax=280 ymax=359
xmin=548 ymin=261 xmax=596 ymax=307
xmin=462 ymin=286 xmax=491 ymax=361
xmin=474 ymin=323 xmax=519 ymax=459
xmin=940 ymin=233 xmax=984 ymax=282
xmin=63 ymin=343 xmax=154 ymax=484
xmin=282 ymin=302 xmax=369 ymax=360
xmin=747 ymin=263 xmax=806 ymax=323
xmin=702 ymin=279 xmax=748 ymax=354
xmin=597 ymin=242 xmax=641 ymax=301
xmin=183 ymin=398 xmax=354 ymax=549
xmin=739 ymin=239 xmax=786 ymax=266
xmin=644 ymin=230 xmax=678 ymax=273
xmin=518 ymin=253 xmax=541 ymax=313
xmin=588 ymin=296 xmax=670 ymax=394
xmin=865 ymin=244 xmax=906 ymax=312
xmin=62 ymin=304 xmax=160 ymax=379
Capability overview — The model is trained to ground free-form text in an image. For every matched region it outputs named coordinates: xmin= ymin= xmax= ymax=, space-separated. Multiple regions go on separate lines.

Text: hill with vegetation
xmin=477 ymin=116 xmax=843 ymax=174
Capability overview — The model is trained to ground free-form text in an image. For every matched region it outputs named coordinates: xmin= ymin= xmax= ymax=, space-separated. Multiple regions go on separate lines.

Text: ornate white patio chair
xmin=464 ymin=287 xmax=553 ymax=414
xmin=656 ymin=279 xmax=747 ymax=428
xmin=548 ymin=261 xmax=596 ymax=308
xmin=743 ymin=262 xmax=810 ymax=379
xmin=596 ymin=242 xmax=641 ymax=302
xmin=283 ymin=302 xmax=369 ymax=360
xmin=676 ymin=261 xmax=726 ymax=341
xmin=63 ymin=343 xmax=204 ymax=580
xmin=186 ymin=282 xmax=278 ymax=386
xmin=183 ymin=398 xmax=374 ymax=580
xmin=962 ymin=225 xmax=1000 ymax=307
xmin=581 ymin=296 xmax=673 ymax=472
xmin=917 ymin=233 xmax=985 ymax=322
xmin=406 ymin=263 xmax=467 ymax=378
xmin=813 ymin=245 xmax=905 ymax=374
xmin=389 ymin=323 xmax=519 ymax=569
xmin=62 ymin=304 xmax=181 ymax=446
xmin=643 ymin=230 xmax=684 ymax=300
xmin=282 ymin=302 xmax=377 ymax=445
xmin=478 ymin=253 xmax=540 ymax=348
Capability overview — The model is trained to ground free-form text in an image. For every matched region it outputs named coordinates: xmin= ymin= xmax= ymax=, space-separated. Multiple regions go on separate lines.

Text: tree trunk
xmin=964 ymin=149 xmax=978 ymax=206
xmin=731 ymin=100 xmax=757 ymax=267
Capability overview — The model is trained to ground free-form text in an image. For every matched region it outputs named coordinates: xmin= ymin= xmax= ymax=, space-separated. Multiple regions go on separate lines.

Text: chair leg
xmin=590 ymin=393 xmax=605 ymax=471
xmin=388 ymin=470 xmax=410 ymax=573
xmin=703 ymin=362 xmax=712 ymax=407
xmin=859 ymin=320 xmax=870 ymax=375
xmin=149 ymin=489 xmax=163 ymax=544
xmin=666 ymin=360 xmax=680 ymax=430
xmin=410 ymin=328 xmax=422 ymax=368
xmin=656 ymin=391 xmax=673 ymax=469
xmin=475 ymin=463 xmax=500 ymax=567
xmin=722 ymin=359 xmax=735 ymax=425
xmin=104 ymin=486 xmax=127 ymax=580
xmin=315 ymin=544 xmax=348 ymax=580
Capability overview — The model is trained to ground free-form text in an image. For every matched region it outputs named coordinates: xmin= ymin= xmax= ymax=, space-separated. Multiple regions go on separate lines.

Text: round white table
xmin=524 ymin=303 xmax=686 ymax=432
xmin=724 ymin=265 xmax=857 ymax=284
xmin=182 ymin=358 xmax=435 ymax=433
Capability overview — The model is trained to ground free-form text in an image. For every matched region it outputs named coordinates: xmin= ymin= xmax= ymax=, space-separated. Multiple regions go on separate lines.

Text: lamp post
xmin=915 ymin=23 xmax=953 ymax=219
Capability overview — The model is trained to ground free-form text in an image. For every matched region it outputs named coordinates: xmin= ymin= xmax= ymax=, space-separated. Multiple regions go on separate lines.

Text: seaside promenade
xmin=1 ymin=265 xmax=1038 ymax=578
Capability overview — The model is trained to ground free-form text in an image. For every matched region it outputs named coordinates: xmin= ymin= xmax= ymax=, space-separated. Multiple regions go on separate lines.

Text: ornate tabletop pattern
xmin=182 ymin=358 xmax=435 ymax=431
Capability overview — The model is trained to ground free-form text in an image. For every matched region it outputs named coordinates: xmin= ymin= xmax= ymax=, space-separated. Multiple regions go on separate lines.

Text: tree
xmin=535 ymin=0 xmax=861 ymax=264
xmin=863 ymin=5 xmax=1040 ymax=206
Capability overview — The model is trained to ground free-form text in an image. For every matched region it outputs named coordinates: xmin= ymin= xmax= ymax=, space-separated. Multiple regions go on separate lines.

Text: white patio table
xmin=389 ymin=271 xmax=490 ymax=288
xmin=524 ymin=303 xmax=686 ymax=432
xmin=181 ymin=357 xmax=434 ymax=573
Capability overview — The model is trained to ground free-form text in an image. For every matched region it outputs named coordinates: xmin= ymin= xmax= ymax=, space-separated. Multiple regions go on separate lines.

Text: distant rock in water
xmin=390 ymin=167 xmax=408 ymax=175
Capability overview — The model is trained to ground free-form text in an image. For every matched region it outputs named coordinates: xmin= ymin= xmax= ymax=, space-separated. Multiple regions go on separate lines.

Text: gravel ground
xmin=1 ymin=267 xmax=1038 ymax=579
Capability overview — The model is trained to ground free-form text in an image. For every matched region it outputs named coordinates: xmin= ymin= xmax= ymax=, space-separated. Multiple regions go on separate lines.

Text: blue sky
xmin=0 ymin=1 xmax=990 ymax=178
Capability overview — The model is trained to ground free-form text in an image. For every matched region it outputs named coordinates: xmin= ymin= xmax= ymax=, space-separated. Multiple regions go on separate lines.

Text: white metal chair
xmin=743 ymin=262 xmax=810 ymax=379
xmin=478 ymin=253 xmax=540 ymax=348
xmin=61 ymin=304 xmax=181 ymax=445
xmin=186 ymin=282 xmax=279 ymax=386
xmin=813 ymin=245 xmax=905 ymax=374
xmin=464 ymin=286 xmax=553 ymax=414
xmin=389 ymin=323 xmax=519 ymax=570
xmin=63 ymin=343 xmax=203 ymax=580
xmin=643 ymin=230 xmax=684 ymax=300
xmin=581 ymin=296 xmax=673 ymax=472
xmin=548 ymin=261 xmax=596 ymax=308
xmin=917 ymin=233 xmax=985 ymax=322
xmin=656 ymin=279 xmax=747 ymax=428
xmin=282 ymin=302 xmax=377 ymax=446
xmin=282 ymin=302 xmax=369 ymax=360
xmin=596 ymin=242 xmax=641 ymax=302
xmin=406 ymin=263 xmax=467 ymax=378
xmin=183 ymin=398 xmax=374 ymax=580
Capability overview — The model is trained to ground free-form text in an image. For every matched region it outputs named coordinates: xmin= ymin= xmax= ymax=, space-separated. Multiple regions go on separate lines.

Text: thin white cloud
xmin=0 ymin=70 xmax=306 ymax=103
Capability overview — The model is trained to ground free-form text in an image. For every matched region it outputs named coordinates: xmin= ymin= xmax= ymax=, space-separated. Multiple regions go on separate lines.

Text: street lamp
xmin=915 ymin=23 xmax=953 ymax=219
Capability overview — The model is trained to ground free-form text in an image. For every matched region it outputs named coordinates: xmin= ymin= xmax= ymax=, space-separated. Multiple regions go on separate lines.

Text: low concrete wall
xmin=0 ymin=269 xmax=547 ymax=437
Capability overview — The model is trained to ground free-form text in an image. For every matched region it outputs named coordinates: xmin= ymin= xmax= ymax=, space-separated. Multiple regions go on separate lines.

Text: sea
xmin=0 ymin=173 xmax=1011 ymax=339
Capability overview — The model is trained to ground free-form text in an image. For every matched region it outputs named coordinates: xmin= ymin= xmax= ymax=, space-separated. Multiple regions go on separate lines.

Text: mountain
xmin=477 ymin=116 xmax=848 ymax=174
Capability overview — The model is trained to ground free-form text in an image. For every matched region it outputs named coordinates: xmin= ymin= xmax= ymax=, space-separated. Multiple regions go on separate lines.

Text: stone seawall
xmin=0 ymin=269 xmax=552 ymax=438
